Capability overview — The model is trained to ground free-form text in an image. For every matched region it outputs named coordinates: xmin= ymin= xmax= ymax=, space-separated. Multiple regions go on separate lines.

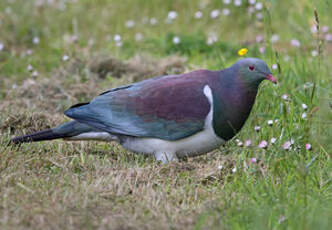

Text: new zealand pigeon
xmin=11 ymin=58 xmax=276 ymax=163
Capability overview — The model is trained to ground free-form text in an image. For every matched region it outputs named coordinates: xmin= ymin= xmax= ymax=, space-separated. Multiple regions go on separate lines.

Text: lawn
xmin=0 ymin=0 xmax=331 ymax=229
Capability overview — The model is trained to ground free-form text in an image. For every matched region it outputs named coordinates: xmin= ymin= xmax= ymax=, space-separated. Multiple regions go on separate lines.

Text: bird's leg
xmin=154 ymin=151 xmax=178 ymax=163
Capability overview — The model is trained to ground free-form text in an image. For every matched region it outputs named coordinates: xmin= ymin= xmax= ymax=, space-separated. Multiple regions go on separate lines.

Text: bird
xmin=11 ymin=57 xmax=277 ymax=163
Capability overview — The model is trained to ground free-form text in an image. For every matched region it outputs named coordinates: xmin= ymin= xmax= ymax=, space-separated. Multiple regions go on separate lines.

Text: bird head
xmin=235 ymin=58 xmax=277 ymax=87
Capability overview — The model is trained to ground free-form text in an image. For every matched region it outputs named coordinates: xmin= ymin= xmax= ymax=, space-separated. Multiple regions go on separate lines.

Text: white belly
xmin=122 ymin=127 xmax=224 ymax=157
xmin=121 ymin=85 xmax=225 ymax=157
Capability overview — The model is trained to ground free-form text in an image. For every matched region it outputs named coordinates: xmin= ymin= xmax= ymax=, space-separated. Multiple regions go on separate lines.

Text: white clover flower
xmin=135 ymin=33 xmax=143 ymax=41
xmin=222 ymin=8 xmax=230 ymax=16
xmin=195 ymin=11 xmax=203 ymax=19
xmin=254 ymin=126 xmax=261 ymax=132
xmin=255 ymin=2 xmax=263 ymax=10
xmin=267 ymin=120 xmax=274 ymax=126
xmin=218 ymin=165 xmax=223 ymax=170
xmin=125 ymin=20 xmax=135 ymax=28
xmin=249 ymin=0 xmax=256 ymax=4
xmin=32 ymin=70 xmax=38 ymax=77
xmin=256 ymin=35 xmax=264 ymax=43
xmin=301 ymin=103 xmax=308 ymax=110
xmin=281 ymin=94 xmax=288 ymax=100
xmin=234 ymin=0 xmax=242 ymax=6
xmin=270 ymin=34 xmax=279 ymax=43
xmin=71 ymin=35 xmax=78 ymax=42
xmin=310 ymin=50 xmax=319 ymax=57
xmin=248 ymin=6 xmax=255 ymax=14
xmin=26 ymin=49 xmax=33 ymax=55
xmin=173 ymin=36 xmax=180 ymax=44
xmin=301 ymin=112 xmax=307 ymax=119
xmin=27 ymin=64 xmax=34 ymax=71
xmin=232 ymin=167 xmax=237 ymax=173
xmin=210 ymin=9 xmax=220 ymax=18
xmin=290 ymin=39 xmax=301 ymax=47
xmin=270 ymin=137 xmax=277 ymax=144
xmin=259 ymin=46 xmax=266 ymax=54
xmin=167 ymin=11 xmax=178 ymax=20
xmin=237 ymin=141 xmax=243 ymax=147
xmin=272 ymin=64 xmax=278 ymax=70
xmin=62 ymin=55 xmax=69 ymax=61
xmin=223 ymin=0 xmax=231 ymax=4
xmin=206 ymin=33 xmax=218 ymax=45
xmin=33 ymin=36 xmax=40 ymax=44
xmin=256 ymin=13 xmax=263 ymax=20
xmin=113 ymin=34 xmax=121 ymax=42
xmin=150 ymin=18 xmax=158 ymax=25
xmin=311 ymin=50 xmax=318 ymax=57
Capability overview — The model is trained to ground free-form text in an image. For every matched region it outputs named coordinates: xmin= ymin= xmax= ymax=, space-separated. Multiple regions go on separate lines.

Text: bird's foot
xmin=154 ymin=151 xmax=178 ymax=164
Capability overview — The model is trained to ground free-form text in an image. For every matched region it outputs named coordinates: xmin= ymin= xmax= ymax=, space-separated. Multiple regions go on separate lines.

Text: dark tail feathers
xmin=11 ymin=129 xmax=70 ymax=144
xmin=10 ymin=121 xmax=97 ymax=144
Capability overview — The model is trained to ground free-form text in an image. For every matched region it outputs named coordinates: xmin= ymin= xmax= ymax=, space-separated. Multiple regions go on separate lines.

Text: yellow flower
xmin=238 ymin=48 xmax=248 ymax=56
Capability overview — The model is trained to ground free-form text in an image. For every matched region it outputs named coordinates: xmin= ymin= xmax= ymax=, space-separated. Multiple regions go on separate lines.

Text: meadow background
xmin=0 ymin=0 xmax=331 ymax=229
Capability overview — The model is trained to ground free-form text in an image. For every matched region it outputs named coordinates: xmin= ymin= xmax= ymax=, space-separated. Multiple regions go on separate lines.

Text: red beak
xmin=266 ymin=74 xmax=277 ymax=84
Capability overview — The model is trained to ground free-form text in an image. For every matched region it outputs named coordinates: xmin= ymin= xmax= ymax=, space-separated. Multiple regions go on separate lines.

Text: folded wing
xmin=65 ymin=71 xmax=213 ymax=141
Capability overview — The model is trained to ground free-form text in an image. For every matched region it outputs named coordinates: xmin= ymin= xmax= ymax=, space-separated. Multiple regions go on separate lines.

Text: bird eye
xmin=249 ymin=65 xmax=255 ymax=71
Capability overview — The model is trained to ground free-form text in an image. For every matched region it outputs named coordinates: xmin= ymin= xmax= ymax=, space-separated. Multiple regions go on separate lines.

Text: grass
xmin=0 ymin=0 xmax=331 ymax=229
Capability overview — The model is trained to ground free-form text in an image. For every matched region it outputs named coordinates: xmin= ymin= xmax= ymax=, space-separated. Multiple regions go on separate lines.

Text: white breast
xmin=122 ymin=85 xmax=225 ymax=157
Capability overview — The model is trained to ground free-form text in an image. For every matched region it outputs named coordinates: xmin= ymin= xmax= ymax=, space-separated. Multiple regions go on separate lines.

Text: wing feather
xmin=65 ymin=70 xmax=214 ymax=140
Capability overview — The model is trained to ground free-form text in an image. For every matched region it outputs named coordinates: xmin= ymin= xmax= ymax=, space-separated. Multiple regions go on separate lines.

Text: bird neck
xmin=211 ymin=70 xmax=259 ymax=140
xmin=237 ymin=71 xmax=264 ymax=91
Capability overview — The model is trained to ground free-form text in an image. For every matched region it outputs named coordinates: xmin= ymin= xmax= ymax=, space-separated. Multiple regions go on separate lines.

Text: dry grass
xmin=90 ymin=54 xmax=187 ymax=80
xmin=0 ymin=0 xmax=331 ymax=229
xmin=1 ymin=137 xmax=239 ymax=230
xmin=0 ymin=55 xmax=205 ymax=229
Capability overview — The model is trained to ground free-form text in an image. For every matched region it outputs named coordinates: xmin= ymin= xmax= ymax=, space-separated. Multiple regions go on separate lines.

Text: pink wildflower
xmin=305 ymin=143 xmax=312 ymax=150
xmin=282 ymin=141 xmax=292 ymax=150
xmin=245 ymin=139 xmax=252 ymax=147
xmin=250 ymin=157 xmax=257 ymax=163
xmin=258 ymin=140 xmax=268 ymax=149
